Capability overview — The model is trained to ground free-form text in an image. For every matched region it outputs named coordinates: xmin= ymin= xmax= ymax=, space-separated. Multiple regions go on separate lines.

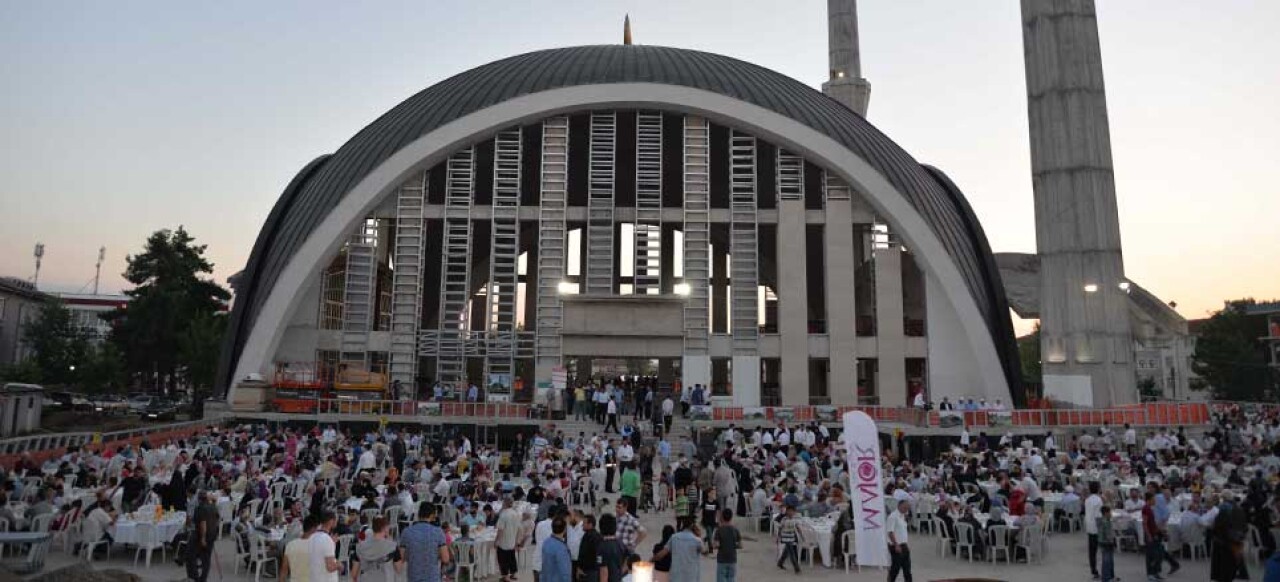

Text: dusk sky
xmin=3 ymin=0 xmax=1277 ymax=332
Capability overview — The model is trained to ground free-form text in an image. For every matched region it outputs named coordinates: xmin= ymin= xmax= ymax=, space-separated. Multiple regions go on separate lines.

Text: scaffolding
xmin=777 ymin=149 xmax=804 ymax=201
xmin=485 ymin=128 xmax=522 ymax=395
xmin=585 ymin=112 xmax=616 ymax=295
xmin=634 ymin=111 xmax=663 ymax=295
xmin=436 ymin=148 xmax=476 ymax=388
xmin=536 ymin=117 xmax=570 ymax=371
xmin=729 ymin=131 xmax=759 ymax=352
xmin=682 ymin=116 xmax=711 ymax=355
xmin=388 ymin=171 xmax=428 ymax=390
xmin=340 ymin=219 xmax=379 ymax=370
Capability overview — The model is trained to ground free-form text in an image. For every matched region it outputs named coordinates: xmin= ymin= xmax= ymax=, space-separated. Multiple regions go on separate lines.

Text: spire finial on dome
xmin=623 ymin=14 xmax=632 ymax=45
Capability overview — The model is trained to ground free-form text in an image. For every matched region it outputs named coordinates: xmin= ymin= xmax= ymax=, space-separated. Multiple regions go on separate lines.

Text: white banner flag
xmin=843 ymin=410 xmax=890 ymax=567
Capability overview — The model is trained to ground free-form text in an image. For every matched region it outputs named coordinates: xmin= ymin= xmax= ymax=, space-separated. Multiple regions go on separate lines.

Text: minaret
xmin=1021 ymin=0 xmax=1135 ymax=406
xmin=821 ymin=0 xmax=871 ymax=115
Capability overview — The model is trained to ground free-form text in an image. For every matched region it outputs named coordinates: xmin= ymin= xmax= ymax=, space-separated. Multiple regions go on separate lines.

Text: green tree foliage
xmin=105 ymin=227 xmax=230 ymax=394
xmin=1191 ymin=299 xmax=1279 ymax=401
xmin=179 ymin=311 xmax=227 ymax=392
xmin=80 ymin=342 xmax=127 ymax=394
xmin=1018 ymin=324 xmax=1042 ymax=383
xmin=21 ymin=300 xmax=90 ymax=385
xmin=1137 ymin=376 xmax=1161 ymax=402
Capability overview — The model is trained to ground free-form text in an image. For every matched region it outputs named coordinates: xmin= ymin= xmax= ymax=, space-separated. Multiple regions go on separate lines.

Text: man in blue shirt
xmin=541 ymin=516 xmax=573 ymax=582
xmin=401 ymin=503 xmax=451 ymax=582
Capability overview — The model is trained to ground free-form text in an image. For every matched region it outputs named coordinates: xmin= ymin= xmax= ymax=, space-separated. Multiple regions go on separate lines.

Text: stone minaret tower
xmin=822 ymin=0 xmax=871 ymax=115
xmin=1021 ymin=0 xmax=1135 ymax=406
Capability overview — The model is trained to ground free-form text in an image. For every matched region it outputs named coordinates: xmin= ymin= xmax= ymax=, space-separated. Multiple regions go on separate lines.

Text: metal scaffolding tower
xmin=436 ymin=148 xmax=476 ymax=388
xmin=485 ymin=128 xmax=522 ymax=397
xmin=777 ymin=149 xmax=804 ymax=201
xmin=340 ymin=219 xmax=380 ymax=369
xmin=585 ymin=112 xmax=616 ymax=295
xmin=682 ymin=116 xmax=711 ymax=355
xmin=729 ymin=131 xmax=759 ymax=352
xmin=634 ymin=111 xmax=663 ymax=295
xmin=388 ymin=171 xmax=427 ymax=392
xmin=536 ymin=117 xmax=570 ymax=371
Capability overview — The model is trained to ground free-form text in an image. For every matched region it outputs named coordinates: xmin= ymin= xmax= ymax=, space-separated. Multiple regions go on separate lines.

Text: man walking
xmin=887 ymin=499 xmax=913 ymax=582
xmin=1141 ymin=492 xmax=1161 ymax=582
xmin=605 ymin=396 xmax=620 ymax=434
xmin=186 ymin=490 xmax=219 ymax=582
xmin=541 ymin=516 xmax=574 ymax=582
xmin=495 ymin=497 xmax=521 ymax=582
xmin=1085 ymin=481 xmax=1104 ymax=580
xmin=402 ymin=503 xmax=451 ymax=582
xmin=711 ymin=509 xmax=740 ymax=582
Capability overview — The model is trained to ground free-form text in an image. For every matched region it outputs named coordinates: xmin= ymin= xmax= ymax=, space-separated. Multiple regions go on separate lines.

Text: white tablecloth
xmin=110 ymin=512 xmax=187 ymax=545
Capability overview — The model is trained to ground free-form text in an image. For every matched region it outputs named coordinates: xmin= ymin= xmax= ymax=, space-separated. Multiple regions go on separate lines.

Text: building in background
xmin=54 ymin=292 xmax=129 ymax=344
xmin=998 ymin=253 xmax=1195 ymax=402
xmin=0 ymin=277 xmax=49 ymax=367
xmin=216 ymin=1 xmax=1027 ymax=409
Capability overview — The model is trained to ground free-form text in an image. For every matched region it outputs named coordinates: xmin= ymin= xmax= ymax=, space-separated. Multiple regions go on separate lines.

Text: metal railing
xmin=0 ymin=418 xmax=219 ymax=469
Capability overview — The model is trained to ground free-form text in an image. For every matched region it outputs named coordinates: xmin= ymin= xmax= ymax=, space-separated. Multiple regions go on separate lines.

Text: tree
xmin=1018 ymin=324 xmax=1042 ymax=383
xmin=105 ymin=226 xmax=230 ymax=394
xmin=1137 ymin=376 xmax=1161 ymax=402
xmin=22 ymin=300 xmax=90 ymax=385
xmin=1191 ymin=299 xmax=1279 ymax=402
xmin=79 ymin=342 xmax=127 ymax=394
xmin=178 ymin=311 xmax=227 ymax=415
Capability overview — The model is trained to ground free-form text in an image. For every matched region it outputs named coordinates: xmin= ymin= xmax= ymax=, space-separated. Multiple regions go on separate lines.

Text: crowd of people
xmin=0 ymin=399 xmax=1278 ymax=582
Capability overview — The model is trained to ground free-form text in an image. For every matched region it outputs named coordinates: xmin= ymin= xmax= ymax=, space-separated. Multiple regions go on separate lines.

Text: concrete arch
xmin=230 ymin=83 xmax=1010 ymax=402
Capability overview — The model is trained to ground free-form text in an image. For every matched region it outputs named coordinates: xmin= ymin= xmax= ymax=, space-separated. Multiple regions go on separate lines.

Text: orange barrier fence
xmin=0 ymin=420 xmax=216 ymax=470
xmin=706 ymin=401 xmax=1211 ymax=429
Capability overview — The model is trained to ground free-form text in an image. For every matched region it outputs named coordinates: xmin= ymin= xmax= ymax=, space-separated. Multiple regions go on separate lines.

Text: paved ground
xmin=31 ymin=501 xmax=1221 ymax=582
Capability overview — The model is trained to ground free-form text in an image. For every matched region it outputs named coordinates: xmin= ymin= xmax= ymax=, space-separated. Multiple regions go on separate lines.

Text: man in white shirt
xmin=886 ymin=499 xmax=912 ymax=582
xmin=959 ymin=427 xmax=971 ymax=449
xmin=1084 ymin=481 xmax=1104 ymax=579
xmin=309 ymin=510 xmax=341 ymax=582
xmin=357 ymin=447 xmax=377 ymax=472
xmin=661 ymin=396 xmax=675 ymax=434
xmin=616 ymin=442 xmax=634 ymax=463
xmin=604 ymin=397 xmax=619 ymax=433
xmin=531 ymin=510 xmax=555 ymax=582
xmin=1123 ymin=424 xmax=1137 ymax=456
xmin=761 ymin=431 xmax=774 ymax=447
xmin=912 ymin=390 xmax=927 ymax=409
xmin=494 ymin=497 xmax=522 ymax=581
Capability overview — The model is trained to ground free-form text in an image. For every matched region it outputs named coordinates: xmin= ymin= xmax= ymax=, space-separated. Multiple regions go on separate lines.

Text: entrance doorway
xmin=564 ymin=356 xmax=682 ymax=389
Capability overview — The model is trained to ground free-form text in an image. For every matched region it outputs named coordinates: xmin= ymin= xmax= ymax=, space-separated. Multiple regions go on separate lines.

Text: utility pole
xmin=32 ymin=243 xmax=44 ymax=288
xmin=93 ymin=246 xmax=105 ymax=295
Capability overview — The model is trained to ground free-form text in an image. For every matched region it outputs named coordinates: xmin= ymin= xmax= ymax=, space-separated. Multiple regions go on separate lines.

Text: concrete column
xmin=875 ymin=246 xmax=906 ymax=406
xmin=1022 ymin=0 xmax=1134 ymax=406
xmin=824 ymin=183 xmax=858 ymax=405
xmin=732 ymin=356 xmax=761 ymax=406
xmin=778 ymin=198 xmax=810 ymax=405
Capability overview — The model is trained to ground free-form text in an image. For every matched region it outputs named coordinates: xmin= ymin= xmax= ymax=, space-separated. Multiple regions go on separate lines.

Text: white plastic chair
xmin=988 ymin=525 xmax=1012 ymax=563
xmin=934 ymin=517 xmax=954 ymax=556
xmin=247 ymin=532 xmax=277 ymax=582
xmin=954 ymin=522 xmax=978 ymax=562
xmin=841 ymin=530 xmax=859 ymax=572
xmin=796 ymin=522 xmax=821 ymax=566
xmin=132 ymin=522 xmax=167 ymax=568
xmin=336 ymin=534 xmax=355 ymax=574
xmin=453 ymin=540 xmax=478 ymax=582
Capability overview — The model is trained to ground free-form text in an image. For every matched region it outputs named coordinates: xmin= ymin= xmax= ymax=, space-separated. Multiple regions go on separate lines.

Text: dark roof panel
xmin=220 ymin=45 xmax=1018 ymax=393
